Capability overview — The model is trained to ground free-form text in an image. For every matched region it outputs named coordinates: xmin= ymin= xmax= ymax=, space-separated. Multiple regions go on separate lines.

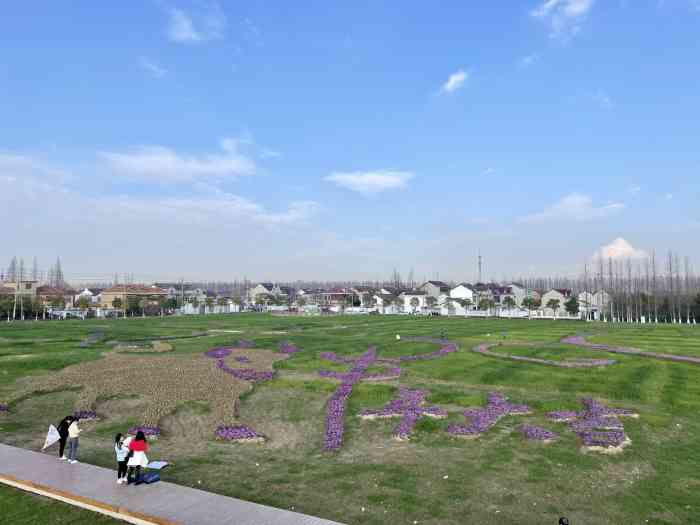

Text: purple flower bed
xmin=0 ymin=404 xmax=8 ymax=413
xmin=278 ymin=341 xmax=301 ymax=354
xmin=73 ymin=410 xmax=98 ymax=420
xmin=205 ymin=347 xmax=234 ymax=359
xmin=547 ymin=397 xmax=637 ymax=451
xmin=215 ymin=425 xmax=265 ymax=442
xmin=321 ymin=347 xmax=378 ymax=451
xmin=234 ymin=356 xmax=251 ymax=363
xmin=447 ymin=392 xmax=531 ymax=438
xmin=519 ymin=424 xmax=558 ymax=442
xmin=128 ymin=426 xmax=161 ymax=437
xmin=360 ymin=388 xmax=447 ymax=441
xmin=215 ymin=359 xmax=274 ymax=382
xmin=237 ymin=339 xmax=255 ymax=348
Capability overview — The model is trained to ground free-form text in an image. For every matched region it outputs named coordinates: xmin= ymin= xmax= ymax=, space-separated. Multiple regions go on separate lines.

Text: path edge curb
xmin=0 ymin=473 xmax=180 ymax=525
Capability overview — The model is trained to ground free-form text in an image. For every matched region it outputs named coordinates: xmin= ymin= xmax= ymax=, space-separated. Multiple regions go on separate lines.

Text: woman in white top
xmin=67 ymin=419 xmax=81 ymax=464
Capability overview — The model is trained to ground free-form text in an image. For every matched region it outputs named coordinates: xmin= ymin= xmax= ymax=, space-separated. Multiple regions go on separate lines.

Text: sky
xmin=1 ymin=1 xmax=699 ymax=283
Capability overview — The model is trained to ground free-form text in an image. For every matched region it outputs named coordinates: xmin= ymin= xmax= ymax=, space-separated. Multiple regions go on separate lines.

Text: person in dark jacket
xmin=56 ymin=415 xmax=73 ymax=460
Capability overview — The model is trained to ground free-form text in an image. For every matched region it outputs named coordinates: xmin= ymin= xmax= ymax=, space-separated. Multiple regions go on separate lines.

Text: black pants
xmin=58 ymin=436 xmax=67 ymax=457
xmin=127 ymin=466 xmax=142 ymax=484
xmin=117 ymin=461 xmax=128 ymax=479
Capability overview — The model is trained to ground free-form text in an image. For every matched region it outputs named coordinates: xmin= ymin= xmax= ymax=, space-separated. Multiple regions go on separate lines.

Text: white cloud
xmin=138 ymin=57 xmax=167 ymax=78
xmin=167 ymin=5 xmax=226 ymax=43
xmin=324 ymin=170 xmax=414 ymax=196
xmin=593 ymin=238 xmax=647 ymax=260
xmin=518 ymin=53 xmax=540 ymax=68
xmin=628 ymin=185 xmax=641 ymax=194
xmin=530 ymin=0 xmax=595 ymax=39
xmin=441 ymin=69 xmax=468 ymax=94
xmin=98 ymin=138 xmax=256 ymax=183
xmin=518 ymin=193 xmax=625 ymax=223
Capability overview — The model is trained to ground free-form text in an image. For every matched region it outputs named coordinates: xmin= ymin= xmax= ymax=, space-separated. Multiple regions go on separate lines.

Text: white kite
xmin=42 ymin=425 xmax=61 ymax=450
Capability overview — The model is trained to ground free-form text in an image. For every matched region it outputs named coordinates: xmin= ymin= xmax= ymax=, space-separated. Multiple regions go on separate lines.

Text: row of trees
xmin=3 ymin=256 xmax=65 ymax=287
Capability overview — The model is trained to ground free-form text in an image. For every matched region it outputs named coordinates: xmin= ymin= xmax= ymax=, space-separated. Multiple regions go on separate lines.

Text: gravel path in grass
xmin=561 ymin=335 xmax=700 ymax=365
xmin=472 ymin=342 xmax=617 ymax=368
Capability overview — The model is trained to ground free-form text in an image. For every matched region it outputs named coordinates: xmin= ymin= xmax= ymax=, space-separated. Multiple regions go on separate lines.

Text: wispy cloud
xmin=138 ymin=57 xmax=167 ymax=78
xmin=167 ymin=4 xmax=226 ymax=43
xmin=441 ymin=69 xmax=468 ymax=94
xmin=530 ymin=0 xmax=595 ymax=40
xmin=481 ymin=167 xmax=496 ymax=176
xmin=593 ymin=238 xmax=647 ymax=260
xmin=324 ymin=170 xmax=414 ymax=196
xmin=518 ymin=193 xmax=624 ymax=223
xmin=665 ymin=192 xmax=673 ymax=200
xmin=98 ymin=138 xmax=257 ymax=183
xmin=627 ymin=185 xmax=641 ymax=194
xmin=518 ymin=53 xmax=540 ymax=69
xmin=591 ymin=89 xmax=614 ymax=109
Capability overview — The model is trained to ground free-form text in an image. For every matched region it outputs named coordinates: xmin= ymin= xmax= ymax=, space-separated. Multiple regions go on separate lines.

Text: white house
xmin=401 ymin=291 xmax=428 ymax=313
xmin=418 ymin=281 xmax=451 ymax=298
xmin=449 ymin=283 xmax=475 ymax=305
xmin=374 ymin=293 xmax=400 ymax=314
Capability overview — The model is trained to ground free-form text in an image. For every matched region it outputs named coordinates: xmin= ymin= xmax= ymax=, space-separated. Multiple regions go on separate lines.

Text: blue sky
xmin=1 ymin=1 xmax=699 ymax=282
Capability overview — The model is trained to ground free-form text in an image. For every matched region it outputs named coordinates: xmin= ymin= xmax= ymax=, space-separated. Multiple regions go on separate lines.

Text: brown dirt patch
xmin=4 ymin=350 xmax=287 ymax=433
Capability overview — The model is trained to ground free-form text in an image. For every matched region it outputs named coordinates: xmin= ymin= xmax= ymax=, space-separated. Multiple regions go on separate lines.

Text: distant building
xmin=2 ymin=280 xmax=39 ymax=297
xmin=100 ymin=284 xmax=168 ymax=308
xmin=541 ymin=289 xmax=573 ymax=316
xmin=37 ymin=286 xmax=77 ymax=308
xmin=401 ymin=291 xmax=428 ymax=313
xmin=418 ymin=281 xmax=451 ymax=298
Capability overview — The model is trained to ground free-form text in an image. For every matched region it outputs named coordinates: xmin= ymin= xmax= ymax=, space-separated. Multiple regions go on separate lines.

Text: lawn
xmin=1 ymin=314 xmax=699 ymax=524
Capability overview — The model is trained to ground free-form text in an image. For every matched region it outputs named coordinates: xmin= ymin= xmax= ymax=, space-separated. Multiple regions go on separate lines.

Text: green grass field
xmin=1 ymin=314 xmax=699 ymax=524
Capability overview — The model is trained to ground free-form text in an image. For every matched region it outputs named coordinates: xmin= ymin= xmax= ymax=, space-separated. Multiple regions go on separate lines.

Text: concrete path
xmin=0 ymin=443 xmax=343 ymax=525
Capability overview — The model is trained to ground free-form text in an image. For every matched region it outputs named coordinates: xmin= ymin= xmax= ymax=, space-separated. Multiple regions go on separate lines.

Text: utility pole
xmin=478 ymin=252 xmax=483 ymax=283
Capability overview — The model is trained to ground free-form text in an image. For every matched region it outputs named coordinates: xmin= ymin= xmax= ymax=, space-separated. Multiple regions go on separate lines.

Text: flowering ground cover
xmin=215 ymin=424 xmax=265 ymax=443
xmin=278 ymin=341 xmax=301 ymax=354
xmin=359 ymin=387 xmax=447 ymax=441
xmin=318 ymin=337 xmax=458 ymax=450
xmin=447 ymin=392 xmax=531 ymax=439
xmin=547 ymin=397 xmax=638 ymax=454
xmin=1 ymin=316 xmax=699 ymax=525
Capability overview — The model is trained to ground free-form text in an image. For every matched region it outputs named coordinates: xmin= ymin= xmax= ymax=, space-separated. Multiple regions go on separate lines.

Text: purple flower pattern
xmin=447 ymin=392 xmax=531 ymax=438
xmin=278 ymin=341 xmax=301 ymax=354
xmin=205 ymin=347 xmax=234 ymax=359
xmin=547 ymin=397 xmax=637 ymax=450
xmin=319 ymin=338 xmax=459 ymax=451
xmin=128 ymin=426 xmax=161 ymax=437
xmin=0 ymin=404 xmax=8 ymax=413
xmin=215 ymin=425 xmax=265 ymax=442
xmin=359 ymin=388 xmax=447 ymax=441
xmin=519 ymin=424 xmax=558 ymax=442
xmin=73 ymin=410 xmax=98 ymax=421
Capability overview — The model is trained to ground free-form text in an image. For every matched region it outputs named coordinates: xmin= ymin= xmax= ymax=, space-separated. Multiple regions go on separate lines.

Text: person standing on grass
xmin=66 ymin=417 xmax=81 ymax=464
xmin=126 ymin=431 xmax=149 ymax=485
xmin=114 ymin=433 xmax=129 ymax=484
xmin=56 ymin=415 xmax=73 ymax=460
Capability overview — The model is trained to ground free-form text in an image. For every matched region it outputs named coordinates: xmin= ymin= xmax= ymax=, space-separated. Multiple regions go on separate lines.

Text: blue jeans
xmin=67 ymin=438 xmax=79 ymax=460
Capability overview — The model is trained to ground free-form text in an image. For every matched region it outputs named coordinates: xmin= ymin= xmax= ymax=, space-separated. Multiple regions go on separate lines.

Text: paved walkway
xmin=0 ymin=443 xmax=343 ymax=525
